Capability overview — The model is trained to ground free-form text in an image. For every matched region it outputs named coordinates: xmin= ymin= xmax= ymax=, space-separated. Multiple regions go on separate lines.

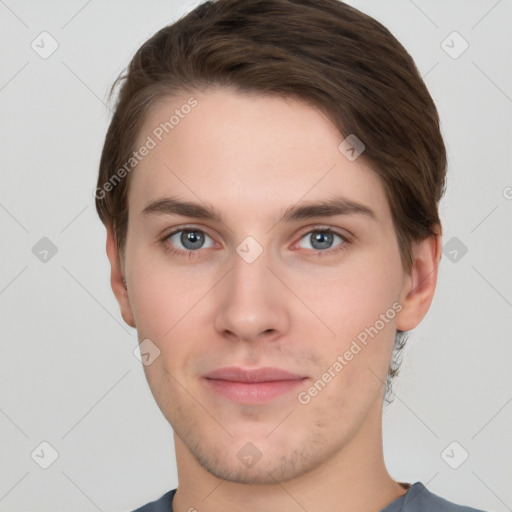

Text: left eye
xmin=297 ymin=229 xmax=345 ymax=252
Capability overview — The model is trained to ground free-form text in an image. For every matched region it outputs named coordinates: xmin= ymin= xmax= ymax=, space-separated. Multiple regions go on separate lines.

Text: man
xmin=95 ymin=0 xmax=485 ymax=510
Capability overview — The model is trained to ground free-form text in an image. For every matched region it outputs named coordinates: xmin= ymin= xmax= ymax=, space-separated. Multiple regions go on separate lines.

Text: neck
xmin=172 ymin=400 xmax=407 ymax=512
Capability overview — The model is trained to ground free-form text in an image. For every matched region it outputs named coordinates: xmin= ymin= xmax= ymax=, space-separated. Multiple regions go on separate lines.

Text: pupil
xmin=182 ymin=230 xmax=204 ymax=249
xmin=312 ymin=231 xmax=332 ymax=250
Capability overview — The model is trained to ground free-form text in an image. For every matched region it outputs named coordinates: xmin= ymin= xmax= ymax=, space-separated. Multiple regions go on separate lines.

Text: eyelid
xmin=162 ymin=224 xmax=351 ymax=242
xmin=162 ymin=224 xmax=214 ymax=238
xmin=297 ymin=223 xmax=352 ymax=238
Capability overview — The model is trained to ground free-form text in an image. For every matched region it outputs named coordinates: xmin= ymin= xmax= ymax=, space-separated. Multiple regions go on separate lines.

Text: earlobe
xmin=105 ymin=226 xmax=136 ymax=328
xmin=396 ymin=230 xmax=442 ymax=332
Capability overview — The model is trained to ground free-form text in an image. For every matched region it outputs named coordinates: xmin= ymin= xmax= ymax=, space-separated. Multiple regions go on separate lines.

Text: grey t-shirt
xmin=132 ymin=482 xmax=486 ymax=511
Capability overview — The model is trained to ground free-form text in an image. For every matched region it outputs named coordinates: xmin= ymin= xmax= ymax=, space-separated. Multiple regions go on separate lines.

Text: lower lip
xmin=203 ymin=378 xmax=307 ymax=404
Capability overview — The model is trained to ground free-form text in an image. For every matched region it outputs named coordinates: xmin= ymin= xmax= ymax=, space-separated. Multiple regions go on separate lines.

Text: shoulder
xmin=131 ymin=489 xmax=177 ymax=512
xmin=399 ymin=482 xmax=487 ymax=512
xmin=130 ymin=484 xmax=487 ymax=512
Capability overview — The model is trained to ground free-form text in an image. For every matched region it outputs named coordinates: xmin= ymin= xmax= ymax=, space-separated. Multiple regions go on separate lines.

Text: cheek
xmin=295 ymin=255 xmax=401 ymax=393
xmin=295 ymin=254 xmax=402 ymax=341
xmin=125 ymin=244 xmax=204 ymax=336
xmin=125 ymin=247 xmax=220 ymax=383
xmin=128 ymin=257 xmax=202 ymax=408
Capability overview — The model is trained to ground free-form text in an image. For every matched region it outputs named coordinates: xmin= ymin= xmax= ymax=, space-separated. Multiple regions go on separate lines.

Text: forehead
xmin=129 ymin=87 xmax=390 ymax=223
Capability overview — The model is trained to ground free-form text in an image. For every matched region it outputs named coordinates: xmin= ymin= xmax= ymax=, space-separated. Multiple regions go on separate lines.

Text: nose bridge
xmin=231 ymin=239 xmax=271 ymax=296
xmin=214 ymin=236 xmax=287 ymax=340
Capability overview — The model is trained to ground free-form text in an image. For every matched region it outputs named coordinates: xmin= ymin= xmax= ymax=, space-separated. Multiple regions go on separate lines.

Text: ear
xmin=396 ymin=229 xmax=442 ymax=331
xmin=105 ymin=226 xmax=136 ymax=328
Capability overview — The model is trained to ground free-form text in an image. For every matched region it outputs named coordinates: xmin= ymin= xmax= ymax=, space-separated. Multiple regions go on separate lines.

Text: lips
xmin=203 ymin=366 xmax=306 ymax=382
xmin=202 ymin=367 xmax=308 ymax=404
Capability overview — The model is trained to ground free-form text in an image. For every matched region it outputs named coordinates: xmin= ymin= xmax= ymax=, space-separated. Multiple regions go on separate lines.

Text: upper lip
xmin=203 ymin=367 xmax=307 ymax=383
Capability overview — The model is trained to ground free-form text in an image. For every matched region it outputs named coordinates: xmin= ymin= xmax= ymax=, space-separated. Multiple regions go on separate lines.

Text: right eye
xmin=163 ymin=228 xmax=216 ymax=257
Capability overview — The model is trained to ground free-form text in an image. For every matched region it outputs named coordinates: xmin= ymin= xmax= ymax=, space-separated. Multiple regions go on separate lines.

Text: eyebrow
xmin=141 ymin=195 xmax=377 ymax=224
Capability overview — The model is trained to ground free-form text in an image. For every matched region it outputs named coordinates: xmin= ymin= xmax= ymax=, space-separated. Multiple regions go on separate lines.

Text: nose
xmin=213 ymin=244 xmax=289 ymax=344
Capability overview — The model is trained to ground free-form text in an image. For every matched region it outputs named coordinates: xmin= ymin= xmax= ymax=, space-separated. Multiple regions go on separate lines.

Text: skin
xmin=106 ymin=87 xmax=441 ymax=512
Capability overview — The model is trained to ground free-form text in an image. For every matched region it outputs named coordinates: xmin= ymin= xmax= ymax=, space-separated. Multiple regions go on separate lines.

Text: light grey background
xmin=1 ymin=1 xmax=511 ymax=511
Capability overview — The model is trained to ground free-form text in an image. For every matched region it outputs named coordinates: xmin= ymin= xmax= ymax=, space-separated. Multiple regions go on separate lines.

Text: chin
xmin=182 ymin=428 xmax=332 ymax=485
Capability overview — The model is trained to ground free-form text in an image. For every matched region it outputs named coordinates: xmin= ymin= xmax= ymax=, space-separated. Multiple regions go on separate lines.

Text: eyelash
xmin=161 ymin=226 xmax=351 ymax=259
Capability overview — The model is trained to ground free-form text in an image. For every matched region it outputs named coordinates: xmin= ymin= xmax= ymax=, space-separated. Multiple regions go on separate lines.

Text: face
xmin=108 ymin=87 xmax=436 ymax=484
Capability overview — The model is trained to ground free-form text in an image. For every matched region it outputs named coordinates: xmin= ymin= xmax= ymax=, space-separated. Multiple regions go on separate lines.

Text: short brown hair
xmin=95 ymin=0 xmax=447 ymax=396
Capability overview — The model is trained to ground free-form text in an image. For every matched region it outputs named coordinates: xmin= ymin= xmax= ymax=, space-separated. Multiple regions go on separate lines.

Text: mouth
xmin=202 ymin=367 xmax=309 ymax=404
